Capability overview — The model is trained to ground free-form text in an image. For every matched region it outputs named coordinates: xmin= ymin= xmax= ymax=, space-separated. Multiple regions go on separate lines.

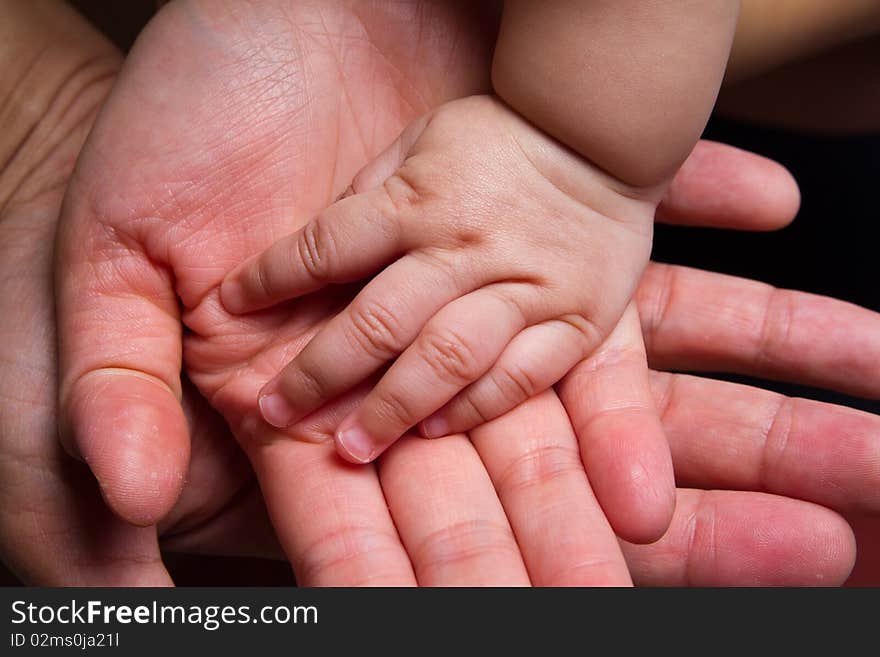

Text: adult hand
xmin=631 ymin=262 xmax=880 ymax=584
xmin=55 ymin=0 xmax=877 ymax=586
xmin=5 ymin=0 xmax=875 ymax=586
xmin=0 ymin=0 xmax=278 ymax=586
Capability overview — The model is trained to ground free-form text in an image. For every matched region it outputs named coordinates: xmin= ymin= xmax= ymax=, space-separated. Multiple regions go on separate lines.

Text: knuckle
xmin=755 ymin=287 xmax=796 ymax=367
xmin=418 ymin=327 xmax=483 ymax=385
xmin=373 ymin=386 xmax=420 ymax=430
xmin=759 ymin=396 xmax=795 ymax=490
xmin=345 ymin=300 xmax=406 ymax=360
xmin=541 ymin=556 xmax=629 ymax=587
xmin=452 ymin=392 xmax=492 ymax=429
xmin=637 ymin=263 xmax=677 ymax=353
xmin=490 ymin=363 xmax=541 ymax=405
xmin=686 ymin=490 xmax=721 ymax=585
xmin=283 ymin=361 xmax=328 ymax=403
xmin=448 ymin=224 xmax=485 ymax=248
xmin=652 ymin=371 xmax=678 ymax=426
xmin=557 ymin=314 xmax=604 ymax=354
xmin=496 ymin=443 xmax=585 ymax=495
xmin=252 ymin=256 xmax=275 ymax=301
xmin=295 ymin=218 xmax=336 ymax=282
xmin=294 ymin=525 xmax=403 ymax=586
xmin=412 ymin=519 xmax=520 ymax=582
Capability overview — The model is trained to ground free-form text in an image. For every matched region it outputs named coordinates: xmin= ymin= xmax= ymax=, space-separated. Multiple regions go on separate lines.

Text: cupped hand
xmin=0 ymin=0 xmax=281 ymax=585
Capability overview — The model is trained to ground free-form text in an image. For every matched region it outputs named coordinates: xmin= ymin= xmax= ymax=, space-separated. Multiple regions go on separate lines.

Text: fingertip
xmin=419 ymin=415 xmax=451 ymax=440
xmin=660 ymin=140 xmax=801 ymax=231
xmin=763 ymin=161 xmax=801 ymax=229
xmin=66 ymin=373 xmax=190 ymax=527
xmin=606 ymin=457 xmax=676 ymax=545
xmin=582 ymin=413 xmax=676 ymax=544
xmin=218 ymin=270 xmax=249 ymax=315
xmin=335 ymin=420 xmax=380 ymax=464
xmin=726 ymin=148 xmax=801 ymax=231
xmin=258 ymin=391 xmax=297 ymax=429
xmin=702 ymin=493 xmax=856 ymax=586
xmin=822 ymin=511 xmax=857 ymax=586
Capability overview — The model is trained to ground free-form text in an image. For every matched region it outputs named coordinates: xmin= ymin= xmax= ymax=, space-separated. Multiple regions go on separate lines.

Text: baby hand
xmin=221 ymin=95 xmax=657 ymax=464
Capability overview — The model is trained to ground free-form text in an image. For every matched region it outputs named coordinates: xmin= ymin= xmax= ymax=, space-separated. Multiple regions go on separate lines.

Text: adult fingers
xmin=56 ymin=198 xmax=189 ymax=527
xmin=638 ymin=263 xmax=880 ymax=399
xmin=243 ymin=430 xmax=415 ymax=586
xmin=0 ymin=453 xmax=174 ymax=586
xmin=378 ymin=434 xmax=531 ymax=586
xmin=651 ymin=371 xmax=880 ymax=515
xmin=623 ymin=489 xmax=855 ymax=586
xmin=290 ymin=382 xmax=628 ymax=585
xmin=469 ymin=390 xmax=633 ymax=585
xmin=657 ymin=140 xmax=800 ymax=231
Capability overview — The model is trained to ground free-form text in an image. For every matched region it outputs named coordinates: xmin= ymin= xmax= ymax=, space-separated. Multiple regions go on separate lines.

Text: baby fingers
xmin=220 ymin=180 xmax=415 ymax=314
xmin=257 ymin=253 xmax=481 ymax=429
xmin=334 ymin=284 xmax=547 ymax=463
xmin=420 ymin=317 xmax=597 ymax=438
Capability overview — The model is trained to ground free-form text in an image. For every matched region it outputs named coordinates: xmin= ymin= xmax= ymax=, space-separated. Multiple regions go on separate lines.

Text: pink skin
xmin=0 ymin=2 xmax=275 ymax=585
xmin=36 ymin=0 xmax=874 ymax=584
xmin=218 ymin=96 xmax=672 ymax=544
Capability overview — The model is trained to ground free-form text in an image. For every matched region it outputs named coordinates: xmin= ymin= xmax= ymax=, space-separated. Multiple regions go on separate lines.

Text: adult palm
xmin=59 ymin=0 xmax=537 ymax=585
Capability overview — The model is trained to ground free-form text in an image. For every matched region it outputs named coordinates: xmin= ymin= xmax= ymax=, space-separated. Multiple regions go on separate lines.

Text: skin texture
xmin=1 ymin=0 xmax=876 ymax=585
xmin=220 ymin=96 xmax=673 ymax=546
xmin=222 ymin=0 xmax=739 ymax=540
xmin=0 ymin=0 xmax=276 ymax=585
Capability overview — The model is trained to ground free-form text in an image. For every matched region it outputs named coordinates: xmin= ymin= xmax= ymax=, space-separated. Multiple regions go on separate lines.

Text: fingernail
xmin=219 ymin=277 xmax=245 ymax=314
xmin=336 ymin=424 xmax=377 ymax=463
xmin=259 ymin=392 xmax=296 ymax=428
xmin=420 ymin=416 xmax=450 ymax=439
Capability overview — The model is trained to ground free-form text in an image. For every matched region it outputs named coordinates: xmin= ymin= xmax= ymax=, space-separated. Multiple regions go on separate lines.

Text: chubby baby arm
xmin=493 ymin=0 xmax=739 ymax=189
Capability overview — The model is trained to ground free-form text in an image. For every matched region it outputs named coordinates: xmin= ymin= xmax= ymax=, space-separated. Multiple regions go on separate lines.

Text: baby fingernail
xmin=259 ymin=392 xmax=296 ymax=428
xmin=336 ymin=424 xmax=377 ymax=463
xmin=420 ymin=416 xmax=450 ymax=439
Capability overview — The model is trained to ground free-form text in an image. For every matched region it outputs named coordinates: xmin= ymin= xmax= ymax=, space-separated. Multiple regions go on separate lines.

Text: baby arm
xmin=492 ymin=0 xmax=740 ymax=190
